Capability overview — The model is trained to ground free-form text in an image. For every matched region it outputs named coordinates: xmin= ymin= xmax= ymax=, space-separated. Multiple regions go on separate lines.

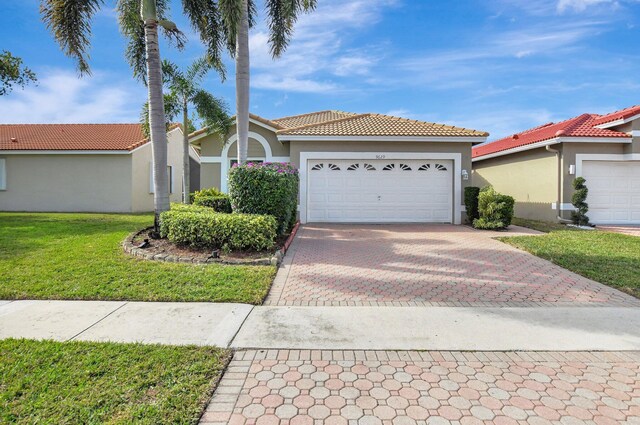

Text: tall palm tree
xmin=142 ymin=58 xmax=232 ymax=204
xmin=41 ymin=0 xmax=183 ymax=229
xmin=220 ymin=0 xmax=317 ymax=164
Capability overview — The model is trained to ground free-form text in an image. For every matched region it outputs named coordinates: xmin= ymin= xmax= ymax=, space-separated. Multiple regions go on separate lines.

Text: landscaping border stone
xmin=122 ymin=222 xmax=301 ymax=267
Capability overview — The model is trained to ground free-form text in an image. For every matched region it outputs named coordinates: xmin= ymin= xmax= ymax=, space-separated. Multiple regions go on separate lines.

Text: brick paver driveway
xmin=201 ymin=350 xmax=640 ymax=425
xmin=266 ymin=224 xmax=637 ymax=307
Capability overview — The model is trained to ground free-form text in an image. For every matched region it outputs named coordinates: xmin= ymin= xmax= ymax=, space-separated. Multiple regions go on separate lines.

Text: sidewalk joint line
xmin=66 ymin=301 xmax=129 ymax=342
xmin=227 ymin=305 xmax=254 ymax=349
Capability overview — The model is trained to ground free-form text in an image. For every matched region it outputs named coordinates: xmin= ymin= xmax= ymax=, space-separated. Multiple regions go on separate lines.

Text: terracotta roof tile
xmin=0 ymin=123 xmax=147 ymax=151
xmin=592 ymin=105 xmax=640 ymax=126
xmin=472 ymin=113 xmax=630 ymax=159
xmin=272 ymin=110 xmax=357 ymax=128
xmin=276 ymin=113 xmax=488 ymax=138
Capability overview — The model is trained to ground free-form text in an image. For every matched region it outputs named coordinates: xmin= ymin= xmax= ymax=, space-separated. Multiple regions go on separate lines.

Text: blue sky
xmin=1 ymin=0 xmax=639 ymax=139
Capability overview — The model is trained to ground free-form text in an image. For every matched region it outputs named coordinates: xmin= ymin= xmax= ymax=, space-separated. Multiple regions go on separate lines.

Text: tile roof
xmin=472 ymin=112 xmax=631 ymax=159
xmin=272 ymin=110 xmax=358 ymax=129
xmin=592 ymin=105 xmax=640 ymax=126
xmin=0 ymin=123 xmax=148 ymax=151
xmin=275 ymin=112 xmax=488 ymax=138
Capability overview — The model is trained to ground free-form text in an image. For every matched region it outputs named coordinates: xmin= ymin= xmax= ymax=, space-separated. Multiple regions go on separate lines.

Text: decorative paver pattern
xmin=266 ymin=225 xmax=638 ymax=307
xmin=200 ymin=350 xmax=640 ymax=425
xmin=599 ymin=226 xmax=640 ymax=237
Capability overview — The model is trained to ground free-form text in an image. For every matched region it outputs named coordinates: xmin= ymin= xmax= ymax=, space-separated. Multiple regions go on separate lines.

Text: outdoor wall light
xmin=569 ymin=165 xmax=576 ymax=175
xmin=461 ymin=169 xmax=469 ymax=180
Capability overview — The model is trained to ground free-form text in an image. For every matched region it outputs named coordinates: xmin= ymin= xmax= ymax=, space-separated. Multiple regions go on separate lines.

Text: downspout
xmin=546 ymin=144 xmax=572 ymax=223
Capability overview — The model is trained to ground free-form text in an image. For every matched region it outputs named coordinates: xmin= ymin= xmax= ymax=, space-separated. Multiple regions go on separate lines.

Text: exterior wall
xmin=201 ymin=163 xmax=221 ymax=190
xmin=290 ymin=141 xmax=472 ymax=224
xmin=189 ymin=156 xmax=201 ymax=192
xmin=131 ymin=128 xmax=184 ymax=212
xmin=472 ymin=147 xmax=557 ymax=221
xmin=0 ymin=154 xmax=133 ymax=212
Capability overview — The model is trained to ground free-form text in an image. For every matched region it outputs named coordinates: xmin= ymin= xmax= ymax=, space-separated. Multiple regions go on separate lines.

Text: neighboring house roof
xmin=0 ymin=123 xmax=147 ymax=151
xmin=275 ymin=112 xmax=488 ymax=138
xmin=472 ymin=112 xmax=632 ymax=160
xmin=592 ymin=105 xmax=640 ymax=126
xmin=272 ymin=110 xmax=358 ymax=129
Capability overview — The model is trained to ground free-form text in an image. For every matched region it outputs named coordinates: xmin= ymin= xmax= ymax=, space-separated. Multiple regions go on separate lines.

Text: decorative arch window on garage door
xmin=311 ymin=163 xmax=341 ymax=171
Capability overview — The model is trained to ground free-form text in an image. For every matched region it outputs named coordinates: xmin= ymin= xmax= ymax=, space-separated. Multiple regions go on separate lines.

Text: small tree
xmin=0 ymin=51 xmax=37 ymax=95
xmin=571 ymin=177 xmax=589 ymax=226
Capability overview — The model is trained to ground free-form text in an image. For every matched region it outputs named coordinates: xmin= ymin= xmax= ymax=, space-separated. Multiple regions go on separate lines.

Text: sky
xmin=1 ymin=0 xmax=640 ymax=140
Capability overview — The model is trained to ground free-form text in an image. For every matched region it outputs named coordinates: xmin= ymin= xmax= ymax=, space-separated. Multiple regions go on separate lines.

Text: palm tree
xmin=142 ymin=58 xmax=232 ymax=204
xmin=220 ymin=0 xmax=317 ymax=164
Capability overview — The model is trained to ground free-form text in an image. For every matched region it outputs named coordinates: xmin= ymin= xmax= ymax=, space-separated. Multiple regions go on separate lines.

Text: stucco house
xmin=190 ymin=110 xmax=488 ymax=224
xmin=0 ymin=123 xmax=197 ymax=213
xmin=472 ymin=105 xmax=640 ymax=224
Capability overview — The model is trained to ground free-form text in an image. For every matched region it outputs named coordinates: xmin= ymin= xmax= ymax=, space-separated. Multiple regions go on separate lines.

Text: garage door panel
xmin=582 ymin=160 xmax=640 ymax=224
xmin=307 ymin=159 xmax=453 ymax=223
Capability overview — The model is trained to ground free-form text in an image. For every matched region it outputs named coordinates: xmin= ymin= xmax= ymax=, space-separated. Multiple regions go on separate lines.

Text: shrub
xmin=229 ymin=162 xmax=299 ymax=235
xmin=464 ymin=186 xmax=481 ymax=224
xmin=191 ymin=187 xmax=224 ymax=203
xmin=193 ymin=195 xmax=232 ymax=213
xmin=160 ymin=204 xmax=277 ymax=251
xmin=473 ymin=186 xmax=515 ymax=230
xmin=571 ymin=177 xmax=589 ymax=226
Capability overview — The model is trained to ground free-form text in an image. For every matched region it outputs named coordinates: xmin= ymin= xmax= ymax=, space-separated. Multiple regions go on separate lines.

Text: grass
xmin=511 ymin=217 xmax=579 ymax=233
xmin=0 ymin=339 xmax=230 ymax=424
xmin=501 ymin=229 xmax=640 ymax=299
xmin=0 ymin=213 xmax=275 ymax=303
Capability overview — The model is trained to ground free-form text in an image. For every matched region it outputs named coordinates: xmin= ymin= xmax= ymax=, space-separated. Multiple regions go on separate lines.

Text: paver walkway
xmin=599 ymin=225 xmax=640 ymax=237
xmin=201 ymin=349 xmax=640 ymax=425
xmin=265 ymin=225 xmax=638 ymax=307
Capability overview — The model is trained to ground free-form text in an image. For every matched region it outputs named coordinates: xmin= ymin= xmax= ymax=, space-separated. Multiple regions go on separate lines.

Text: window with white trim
xmin=149 ymin=165 xmax=174 ymax=194
xmin=0 ymin=158 xmax=5 ymax=190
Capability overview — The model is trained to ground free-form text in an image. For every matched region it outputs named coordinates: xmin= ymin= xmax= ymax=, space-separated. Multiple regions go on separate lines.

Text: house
xmin=0 ymin=123 xmax=197 ymax=213
xmin=190 ymin=111 xmax=488 ymax=224
xmin=472 ymin=105 xmax=640 ymax=224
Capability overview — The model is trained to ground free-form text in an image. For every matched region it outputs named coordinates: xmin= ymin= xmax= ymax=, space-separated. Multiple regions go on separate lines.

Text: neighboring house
xmin=472 ymin=105 xmax=640 ymax=224
xmin=0 ymin=123 xmax=195 ymax=213
xmin=190 ymin=111 xmax=488 ymax=224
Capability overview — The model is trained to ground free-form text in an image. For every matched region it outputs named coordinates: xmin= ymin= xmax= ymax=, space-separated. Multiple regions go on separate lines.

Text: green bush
xmin=193 ymin=195 xmax=232 ymax=213
xmin=192 ymin=187 xmax=224 ymax=202
xmin=229 ymin=162 xmax=299 ymax=235
xmin=571 ymin=177 xmax=589 ymax=226
xmin=464 ymin=186 xmax=481 ymax=224
xmin=160 ymin=204 xmax=277 ymax=251
xmin=473 ymin=186 xmax=515 ymax=230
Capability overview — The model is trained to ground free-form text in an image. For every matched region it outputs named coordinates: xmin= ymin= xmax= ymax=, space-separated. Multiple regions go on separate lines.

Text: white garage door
xmin=582 ymin=160 xmax=640 ymax=224
xmin=307 ymin=159 xmax=453 ymax=223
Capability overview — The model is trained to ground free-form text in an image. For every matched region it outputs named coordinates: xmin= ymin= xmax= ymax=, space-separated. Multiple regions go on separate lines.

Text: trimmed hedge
xmin=464 ymin=186 xmax=480 ymax=224
xmin=160 ymin=204 xmax=277 ymax=251
xmin=193 ymin=195 xmax=232 ymax=213
xmin=473 ymin=186 xmax=515 ymax=230
xmin=229 ymin=162 xmax=299 ymax=235
xmin=192 ymin=187 xmax=224 ymax=200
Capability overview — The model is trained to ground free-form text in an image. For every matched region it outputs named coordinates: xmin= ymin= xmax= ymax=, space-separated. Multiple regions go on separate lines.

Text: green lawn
xmin=0 ymin=339 xmax=230 ymax=424
xmin=511 ymin=217 xmax=579 ymax=233
xmin=0 ymin=213 xmax=275 ymax=303
xmin=501 ymin=229 xmax=640 ymax=299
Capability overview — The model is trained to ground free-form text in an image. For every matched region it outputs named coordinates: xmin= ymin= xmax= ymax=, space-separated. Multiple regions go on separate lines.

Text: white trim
xmin=0 ymin=158 xmax=6 ymax=190
xmin=278 ymin=135 xmax=486 ymax=143
xmin=200 ymin=156 xmax=223 ymax=163
xmin=472 ymin=136 xmax=631 ymax=162
xmin=575 ymin=153 xmax=640 ymax=177
xmin=632 ymin=130 xmax=640 ymax=137
xmin=551 ymin=203 xmax=575 ymax=211
xmin=298 ymin=152 xmax=462 ymax=225
xmin=189 ymin=118 xmax=280 ymax=143
xmin=594 ymin=113 xmax=640 ymax=129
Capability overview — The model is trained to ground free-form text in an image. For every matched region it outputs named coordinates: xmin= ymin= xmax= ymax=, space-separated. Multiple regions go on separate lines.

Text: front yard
xmin=503 ymin=222 xmax=640 ymax=298
xmin=0 ymin=339 xmax=229 ymax=424
xmin=0 ymin=213 xmax=275 ymax=303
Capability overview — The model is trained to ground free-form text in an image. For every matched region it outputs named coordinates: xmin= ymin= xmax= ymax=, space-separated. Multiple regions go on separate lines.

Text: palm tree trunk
xmin=235 ymin=0 xmax=250 ymax=164
xmin=182 ymin=100 xmax=190 ymax=204
xmin=142 ymin=0 xmax=170 ymax=231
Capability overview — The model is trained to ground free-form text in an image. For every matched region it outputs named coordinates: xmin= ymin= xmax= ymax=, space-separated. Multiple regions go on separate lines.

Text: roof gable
xmin=0 ymin=123 xmax=148 ymax=151
xmin=473 ymin=112 xmax=631 ymax=159
xmin=592 ymin=105 xmax=640 ymax=126
xmin=272 ymin=110 xmax=358 ymax=128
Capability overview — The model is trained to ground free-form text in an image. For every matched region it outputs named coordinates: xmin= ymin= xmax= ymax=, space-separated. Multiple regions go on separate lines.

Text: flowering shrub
xmin=229 ymin=162 xmax=299 ymax=235
xmin=160 ymin=204 xmax=276 ymax=251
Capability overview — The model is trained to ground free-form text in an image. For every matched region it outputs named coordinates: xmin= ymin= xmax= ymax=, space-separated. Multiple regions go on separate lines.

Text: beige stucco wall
xmin=200 ymin=163 xmax=221 ymax=190
xmin=0 ymin=154 xmax=132 ymax=212
xmin=472 ymin=147 xmax=557 ymax=221
xmin=198 ymin=122 xmax=288 ymax=157
xmin=131 ymin=128 xmax=184 ymax=212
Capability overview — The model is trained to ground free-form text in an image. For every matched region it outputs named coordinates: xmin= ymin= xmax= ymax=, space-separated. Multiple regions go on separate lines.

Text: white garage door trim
xmin=299 ymin=152 xmax=462 ymax=225
xmin=576 ymin=154 xmax=640 ymax=224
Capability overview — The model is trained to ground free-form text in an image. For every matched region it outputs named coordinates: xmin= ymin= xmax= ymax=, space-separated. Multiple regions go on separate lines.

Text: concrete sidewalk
xmin=2 ymin=300 xmax=640 ymax=351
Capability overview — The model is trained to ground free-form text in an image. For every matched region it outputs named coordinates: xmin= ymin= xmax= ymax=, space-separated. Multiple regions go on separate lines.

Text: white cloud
xmin=0 ymin=69 xmax=144 ymax=123
xmin=557 ymin=0 xmax=616 ymax=13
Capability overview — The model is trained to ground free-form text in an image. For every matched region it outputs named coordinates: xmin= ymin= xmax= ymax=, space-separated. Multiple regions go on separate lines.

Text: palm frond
xmin=192 ymin=89 xmax=232 ymax=137
xmin=40 ymin=0 xmax=105 ymax=75
xmin=140 ymin=92 xmax=181 ymax=138
xmin=185 ymin=56 xmax=212 ymax=82
xmin=265 ymin=0 xmax=316 ymax=58
xmin=182 ymin=0 xmax=226 ymax=72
